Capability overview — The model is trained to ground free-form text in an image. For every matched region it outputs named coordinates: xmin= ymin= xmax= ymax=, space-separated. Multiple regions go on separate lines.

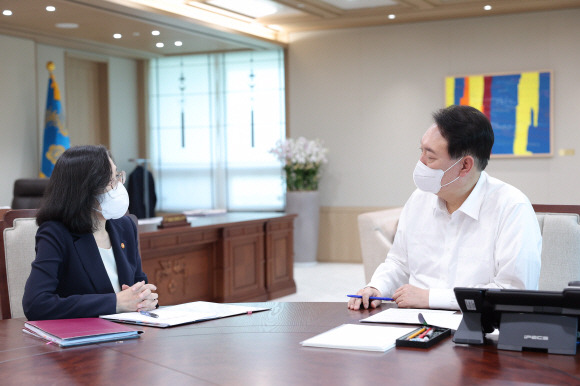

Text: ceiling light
xmin=206 ymin=0 xmax=278 ymax=18
xmin=113 ymin=33 xmax=122 ymax=39
xmin=388 ymin=14 xmax=395 ymax=20
xmin=156 ymin=42 xmax=164 ymax=48
xmin=46 ymin=6 xmax=56 ymax=12
xmin=484 ymin=5 xmax=492 ymax=11
xmin=2 ymin=10 xmax=12 ymax=16
xmin=174 ymin=41 xmax=183 ymax=46
xmin=152 ymin=30 xmax=160 ymax=36
xmin=55 ymin=23 xmax=79 ymax=29
xmin=131 ymin=0 xmax=283 ymax=43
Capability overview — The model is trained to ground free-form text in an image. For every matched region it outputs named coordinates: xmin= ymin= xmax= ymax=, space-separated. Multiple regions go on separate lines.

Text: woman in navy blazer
xmin=23 ymin=145 xmax=158 ymax=320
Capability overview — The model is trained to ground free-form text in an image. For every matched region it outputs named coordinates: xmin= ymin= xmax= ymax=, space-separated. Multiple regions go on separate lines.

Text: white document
xmin=100 ymin=301 xmax=269 ymax=328
xmin=360 ymin=308 xmax=463 ymax=331
xmin=301 ymin=324 xmax=415 ymax=352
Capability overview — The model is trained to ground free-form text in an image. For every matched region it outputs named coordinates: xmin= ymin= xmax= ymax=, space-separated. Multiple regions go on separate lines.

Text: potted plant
xmin=270 ymin=137 xmax=328 ymax=264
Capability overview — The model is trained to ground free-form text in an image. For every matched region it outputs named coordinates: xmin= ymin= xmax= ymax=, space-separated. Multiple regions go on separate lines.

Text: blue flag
xmin=40 ymin=61 xmax=70 ymax=178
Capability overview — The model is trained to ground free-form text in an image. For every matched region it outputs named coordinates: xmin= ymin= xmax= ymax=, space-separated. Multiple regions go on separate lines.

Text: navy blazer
xmin=22 ymin=216 xmax=148 ymax=320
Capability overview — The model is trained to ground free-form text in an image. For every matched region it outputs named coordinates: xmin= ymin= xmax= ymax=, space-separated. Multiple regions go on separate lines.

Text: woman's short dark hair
xmin=37 ymin=145 xmax=113 ymax=234
xmin=433 ymin=105 xmax=494 ymax=170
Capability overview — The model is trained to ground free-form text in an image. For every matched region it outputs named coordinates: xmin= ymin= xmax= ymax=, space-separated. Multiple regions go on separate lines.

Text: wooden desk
xmin=1 ymin=303 xmax=579 ymax=385
xmin=138 ymin=213 xmax=296 ymax=306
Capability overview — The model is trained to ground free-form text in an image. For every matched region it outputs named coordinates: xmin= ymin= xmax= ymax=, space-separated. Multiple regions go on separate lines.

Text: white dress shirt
xmin=367 ymin=171 xmax=542 ymax=310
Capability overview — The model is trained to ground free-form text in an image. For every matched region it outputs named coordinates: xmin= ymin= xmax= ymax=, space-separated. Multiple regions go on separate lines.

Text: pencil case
xmin=396 ymin=326 xmax=451 ymax=349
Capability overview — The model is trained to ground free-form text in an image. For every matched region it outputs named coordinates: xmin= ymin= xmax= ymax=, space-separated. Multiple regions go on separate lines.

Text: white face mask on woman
xmin=95 ymin=183 xmax=130 ymax=219
xmin=412 ymin=157 xmax=463 ymax=194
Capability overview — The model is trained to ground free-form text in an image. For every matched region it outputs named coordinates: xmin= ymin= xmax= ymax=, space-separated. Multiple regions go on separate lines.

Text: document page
xmin=360 ymin=308 xmax=463 ymax=330
xmin=101 ymin=301 xmax=270 ymax=328
xmin=301 ymin=324 xmax=415 ymax=352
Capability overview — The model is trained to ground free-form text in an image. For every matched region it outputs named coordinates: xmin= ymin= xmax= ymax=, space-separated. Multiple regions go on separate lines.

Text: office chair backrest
xmin=358 ymin=207 xmax=404 ymax=283
xmin=11 ymin=178 xmax=49 ymax=209
xmin=0 ymin=209 xmax=38 ymax=319
xmin=533 ymin=205 xmax=580 ymax=291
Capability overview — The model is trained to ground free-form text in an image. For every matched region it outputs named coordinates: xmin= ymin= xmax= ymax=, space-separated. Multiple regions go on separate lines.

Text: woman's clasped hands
xmin=116 ymin=280 xmax=158 ymax=313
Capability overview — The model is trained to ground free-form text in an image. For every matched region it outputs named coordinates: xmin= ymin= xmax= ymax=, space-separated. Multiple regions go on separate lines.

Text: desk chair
xmin=0 ymin=209 xmax=38 ymax=319
xmin=11 ymin=179 xmax=49 ymax=209
xmin=532 ymin=204 xmax=580 ymax=291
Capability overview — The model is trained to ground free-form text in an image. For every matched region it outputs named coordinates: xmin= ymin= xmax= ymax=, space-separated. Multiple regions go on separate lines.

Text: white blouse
xmin=98 ymin=247 xmax=122 ymax=293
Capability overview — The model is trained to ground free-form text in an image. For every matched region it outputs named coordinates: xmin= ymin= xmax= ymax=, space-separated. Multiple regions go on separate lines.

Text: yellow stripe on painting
xmin=513 ymin=72 xmax=539 ymax=155
xmin=468 ymin=75 xmax=484 ymax=113
xmin=445 ymin=77 xmax=455 ymax=107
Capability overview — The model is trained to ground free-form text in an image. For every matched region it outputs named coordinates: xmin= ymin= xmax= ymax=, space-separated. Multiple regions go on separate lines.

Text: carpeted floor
xmin=273 ymin=262 xmax=366 ymax=302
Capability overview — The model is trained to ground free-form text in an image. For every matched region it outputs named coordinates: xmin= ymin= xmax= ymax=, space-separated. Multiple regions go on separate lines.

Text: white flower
xmin=269 ymin=137 xmax=328 ymax=167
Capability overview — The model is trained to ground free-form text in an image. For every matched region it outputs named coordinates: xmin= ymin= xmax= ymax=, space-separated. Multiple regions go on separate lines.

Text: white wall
xmin=108 ymin=57 xmax=139 ymax=176
xmin=0 ymin=36 xmax=139 ymax=206
xmin=288 ymin=9 xmax=580 ymax=208
xmin=0 ymin=35 xmax=37 ymax=207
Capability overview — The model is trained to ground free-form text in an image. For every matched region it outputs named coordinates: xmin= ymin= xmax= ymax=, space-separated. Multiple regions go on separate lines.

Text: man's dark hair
xmin=37 ymin=145 xmax=113 ymax=234
xmin=433 ymin=105 xmax=494 ymax=170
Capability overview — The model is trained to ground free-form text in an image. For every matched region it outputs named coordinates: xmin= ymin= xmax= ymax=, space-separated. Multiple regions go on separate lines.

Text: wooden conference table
xmin=1 ymin=302 xmax=579 ymax=385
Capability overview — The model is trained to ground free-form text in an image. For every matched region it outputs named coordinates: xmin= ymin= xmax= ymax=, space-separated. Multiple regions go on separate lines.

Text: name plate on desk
xmin=158 ymin=214 xmax=189 ymax=229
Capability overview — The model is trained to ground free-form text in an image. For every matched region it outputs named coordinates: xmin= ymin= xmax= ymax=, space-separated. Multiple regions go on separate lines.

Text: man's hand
xmin=392 ymin=284 xmax=429 ymax=308
xmin=116 ymin=281 xmax=158 ymax=313
xmin=347 ymin=287 xmax=383 ymax=310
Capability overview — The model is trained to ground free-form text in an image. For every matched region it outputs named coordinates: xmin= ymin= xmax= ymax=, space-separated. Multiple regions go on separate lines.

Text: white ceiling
xmin=0 ymin=0 xmax=579 ymax=58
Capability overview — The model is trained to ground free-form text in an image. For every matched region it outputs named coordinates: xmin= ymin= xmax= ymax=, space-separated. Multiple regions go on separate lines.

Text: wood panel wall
xmin=317 ymin=206 xmax=388 ymax=264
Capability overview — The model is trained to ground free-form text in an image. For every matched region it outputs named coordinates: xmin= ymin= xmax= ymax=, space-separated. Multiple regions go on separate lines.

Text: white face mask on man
xmin=95 ymin=182 xmax=130 ymax=219
xmin=412 ymin=157 xmax=463 ymax=194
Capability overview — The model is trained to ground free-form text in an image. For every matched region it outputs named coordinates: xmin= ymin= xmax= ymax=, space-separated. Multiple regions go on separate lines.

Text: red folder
xmin=24 ymin=318 xmax=143 ymax=347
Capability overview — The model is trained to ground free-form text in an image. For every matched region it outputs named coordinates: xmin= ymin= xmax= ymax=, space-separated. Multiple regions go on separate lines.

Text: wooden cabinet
xmin=138 ymin=213 xmax=296 ymax=306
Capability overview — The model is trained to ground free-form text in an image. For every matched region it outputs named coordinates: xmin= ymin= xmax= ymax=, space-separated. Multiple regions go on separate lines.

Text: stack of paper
xmin=23 ymin=318 xmax=142 ymax=347
xmin=100 ymin=301 xmax=270 ymax=328
xmin=183 ymin=209 xmax=227 ymax=216
xmin=301 ymin=324 xmax=415 ymax=352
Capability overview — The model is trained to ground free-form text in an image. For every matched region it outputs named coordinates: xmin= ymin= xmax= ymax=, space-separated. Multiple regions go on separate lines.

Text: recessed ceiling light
xmin=484 ymin=5 xmax=492 ymax=11
xmin=46 ymin=6 xmax=56 ymax=12
xmin=55 ymin=23 xmax=79 ymax=29
xmin=113 ymin=33 xmax=122 ymax=39
xmin=2 ymin=10 xmax=13 ymax=16
xmin=207 ymin=0 xmax=278 ymax=18
xmin=174 ymin=41 xmax=183 ymax=46
xmin=156 ymin=42 xmax=164 ymax=48
xmin=152 ymin=30 xmax=160 ymax=36
xmin=388 ymin=14 xmax=396 ymax=20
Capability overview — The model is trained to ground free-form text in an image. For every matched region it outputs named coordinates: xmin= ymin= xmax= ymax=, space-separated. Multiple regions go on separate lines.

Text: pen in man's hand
xmin=347 ymin=295 xmax=394 ymax=301
xmin=139 ymin=310 xmax=159 ymax=318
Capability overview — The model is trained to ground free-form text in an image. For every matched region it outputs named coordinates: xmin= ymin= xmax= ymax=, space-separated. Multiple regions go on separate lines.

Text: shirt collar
xmin=456 ymin=171 xmax=487 ymax=220
xmin=433 ymin=171 xmax=488 ymax=220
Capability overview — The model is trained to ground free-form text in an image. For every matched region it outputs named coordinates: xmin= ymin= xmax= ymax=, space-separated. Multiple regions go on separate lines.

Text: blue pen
xmin=347 ymin=295 xmax=394 ymax=301
xmin=139 ymin=310 xmax=159 ymax=318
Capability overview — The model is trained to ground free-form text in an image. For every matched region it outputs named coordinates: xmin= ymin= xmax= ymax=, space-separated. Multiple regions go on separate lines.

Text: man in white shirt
xmin=348 ymin=105 xmax=542 ymax=311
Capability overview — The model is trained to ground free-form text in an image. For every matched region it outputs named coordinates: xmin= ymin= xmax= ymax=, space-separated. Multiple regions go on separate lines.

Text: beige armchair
xmin=0 ymin=209 xmax=38 ymax=319
xmin=358 ymin=204 xmax=580 ymax=291
xmin=357 ymin=207 xmax=403 ymax=283
xmin=533 ymin=204 xmax=580 ymax=291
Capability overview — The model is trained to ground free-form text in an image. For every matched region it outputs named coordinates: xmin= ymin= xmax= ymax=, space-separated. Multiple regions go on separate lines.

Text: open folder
xmin=100 ymin=301 xmax=270 ymax=328
xmin=360 ymin=308 xmax=463 ymax=331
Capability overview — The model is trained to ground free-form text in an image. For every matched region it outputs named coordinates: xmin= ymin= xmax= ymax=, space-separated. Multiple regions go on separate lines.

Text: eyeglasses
xmin=111 ymin=170 xmax=126 ymax=188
